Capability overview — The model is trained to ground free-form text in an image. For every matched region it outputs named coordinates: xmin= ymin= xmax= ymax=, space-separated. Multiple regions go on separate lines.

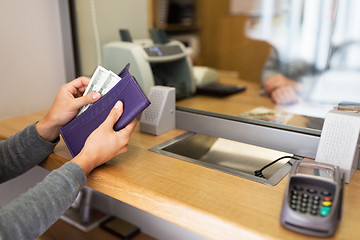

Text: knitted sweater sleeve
xmin=0 ymin=161 xmax=86 ymax=240
xmin=0 ymin=123 xmax=87 ymax=239
xmin=0 ymin=123 xmax=58 ymax=183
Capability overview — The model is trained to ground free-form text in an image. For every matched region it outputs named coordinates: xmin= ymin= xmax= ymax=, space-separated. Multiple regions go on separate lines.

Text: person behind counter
xmin=0 ymin=76 xmax=137 ymax=239
xmin=261 ymin=47 xmax=315 ymax=105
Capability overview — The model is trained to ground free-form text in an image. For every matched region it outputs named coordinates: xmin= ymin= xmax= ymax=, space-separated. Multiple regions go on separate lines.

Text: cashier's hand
xmin=270 ymin=85 xmax=302 ymax=105
xmin=264 ymin=74 xmax=303 ymax=105
xmin=36 ymin=77 xmax=101 ymax=142
xmin=71 ymin=101 xmax=137 ymax=176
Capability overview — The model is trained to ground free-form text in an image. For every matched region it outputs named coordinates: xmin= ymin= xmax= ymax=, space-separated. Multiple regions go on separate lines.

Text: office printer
xmin=102 ymin=37 xmax=195 ymax=100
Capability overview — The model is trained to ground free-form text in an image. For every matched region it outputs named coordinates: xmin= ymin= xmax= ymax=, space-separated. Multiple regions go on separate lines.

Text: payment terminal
xmin=280 ymin=160 xmax=344 ymax=237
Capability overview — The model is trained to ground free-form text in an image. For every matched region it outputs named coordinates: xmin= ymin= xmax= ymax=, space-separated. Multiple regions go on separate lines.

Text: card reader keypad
xmin=290 ymin=185 xmax=333 ymax=217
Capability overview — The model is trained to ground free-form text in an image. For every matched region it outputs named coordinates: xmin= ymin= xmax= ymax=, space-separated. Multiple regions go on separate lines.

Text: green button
xmin=320 ymin=206 xmax=331 ymax=216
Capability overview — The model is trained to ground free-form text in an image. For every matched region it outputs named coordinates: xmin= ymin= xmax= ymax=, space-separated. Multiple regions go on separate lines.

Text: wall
xmin=0 ymin=0 xmax=73 ymax=120
xmin=73 ymin=0 xmax=151 ymax=77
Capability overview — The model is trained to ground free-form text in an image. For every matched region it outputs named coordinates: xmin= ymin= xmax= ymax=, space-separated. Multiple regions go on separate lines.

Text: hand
xmin=264 ymin=74 xmax=303 ymax=105
xmin=71 ymin=101 xmax=137 ymax=176
xmin=270 ymin=85 xmax=302 ymax=105
xmin=36 ymin=77 xmax=101 ymax=142
xmin=264 ymin=74 xmax=295 ymax=95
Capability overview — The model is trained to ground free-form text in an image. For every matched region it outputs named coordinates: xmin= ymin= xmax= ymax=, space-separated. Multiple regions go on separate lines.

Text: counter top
xmin=0 ymin=109 xmax=359 ymax=239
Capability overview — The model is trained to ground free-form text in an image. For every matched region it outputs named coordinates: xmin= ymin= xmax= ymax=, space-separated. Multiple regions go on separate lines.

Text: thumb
xmin=74 ymin=92 xmax=101 ymax=109
xmin=103 ymin=101 xmax=124 ymax=128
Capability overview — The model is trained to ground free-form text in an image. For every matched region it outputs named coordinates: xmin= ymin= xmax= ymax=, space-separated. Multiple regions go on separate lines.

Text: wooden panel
xmin=147 ymin=0 xmax=155 ymax=30
xmin=196 ymin=1 xmax=272 ymax=83
xmin=38 ymin=219 xmax=155 ymax=240
xmin=217 ymin=16 xmax=272 ymax=82
xmin=195 ymin=0 xmax=229 ymax=67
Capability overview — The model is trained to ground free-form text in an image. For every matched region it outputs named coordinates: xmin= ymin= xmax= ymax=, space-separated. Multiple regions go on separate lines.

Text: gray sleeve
xmin=261 ymin=47 xmax=281 ymax=92
xmin=261 ymin=48 xmax=315 ymax=84
xmin=0 ymin=161 xmax=86 ymax=240
xmin=0 ymin=123 xmax=58 ymax=184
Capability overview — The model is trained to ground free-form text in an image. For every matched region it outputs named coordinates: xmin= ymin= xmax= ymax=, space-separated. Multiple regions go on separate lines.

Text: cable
xmin=90 ymin=0 xmax=102 ymax=66
xmin=254 ymin=156 xmax=302 ymax=179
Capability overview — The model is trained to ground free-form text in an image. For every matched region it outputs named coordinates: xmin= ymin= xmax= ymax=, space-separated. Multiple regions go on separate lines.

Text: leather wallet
xmin=60 ymin=64 xmax=150 ymax=157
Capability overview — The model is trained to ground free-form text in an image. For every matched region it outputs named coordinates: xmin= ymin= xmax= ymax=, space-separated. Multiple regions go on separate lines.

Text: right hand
xmin=71 ymin=101 xmax=137 ymax=175
xmin=270 ymin=85 xmax=302 ymax=105
xmin=264 ymin=74 xmax=303 ymax=105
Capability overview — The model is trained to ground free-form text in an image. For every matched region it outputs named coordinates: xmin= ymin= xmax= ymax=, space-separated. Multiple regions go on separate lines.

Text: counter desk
xmin=0 ymin=78 xmax=359 ymax=240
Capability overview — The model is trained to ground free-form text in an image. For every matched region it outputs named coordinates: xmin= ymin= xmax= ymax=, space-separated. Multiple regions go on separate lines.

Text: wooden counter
xmin=1 ymin=108 xmax=359 ymax=240
xmin=177 ymin=77 xmax=311 ymax=129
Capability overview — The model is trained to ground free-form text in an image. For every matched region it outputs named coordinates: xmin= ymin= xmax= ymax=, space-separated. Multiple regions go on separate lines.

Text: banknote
xmin=98 ymin=70 xmax=121 ymax=95
xmin=77 ymin=66 xmax=122 ymax=116
xmin=83 ymin=65 xmax=109 ymax=96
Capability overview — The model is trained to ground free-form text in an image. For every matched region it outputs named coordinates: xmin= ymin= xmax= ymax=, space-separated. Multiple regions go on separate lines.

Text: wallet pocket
xmin=60 ymin=64 xmax=150 ymax=157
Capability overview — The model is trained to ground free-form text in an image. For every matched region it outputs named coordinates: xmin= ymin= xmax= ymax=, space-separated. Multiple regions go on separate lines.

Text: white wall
xmin=74 ymin=0 xmax=150 ymax=76
xmin=0 ymin=0 xmax=72 ymax=120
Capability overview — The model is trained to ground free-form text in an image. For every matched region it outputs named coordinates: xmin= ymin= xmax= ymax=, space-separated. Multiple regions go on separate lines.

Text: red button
xmin=324 ymin=197 xmax=332 ymax=201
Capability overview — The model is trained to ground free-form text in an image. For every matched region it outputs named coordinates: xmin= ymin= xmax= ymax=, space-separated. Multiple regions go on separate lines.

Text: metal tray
xmin=150 ymin=132 xmax=297 ymax=185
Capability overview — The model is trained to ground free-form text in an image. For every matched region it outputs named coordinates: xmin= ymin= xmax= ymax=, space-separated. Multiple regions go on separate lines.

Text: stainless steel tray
xmin=150 ymin=132 xmax=297 ymax=185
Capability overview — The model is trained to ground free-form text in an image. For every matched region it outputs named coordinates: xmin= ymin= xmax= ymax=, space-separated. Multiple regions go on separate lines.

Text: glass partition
xmin=69 ymin=0 xmax=360 ymax=134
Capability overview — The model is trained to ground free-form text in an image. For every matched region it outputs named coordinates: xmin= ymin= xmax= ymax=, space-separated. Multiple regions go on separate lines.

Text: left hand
xmin=36 ymin=77 xmax=101 ymax=142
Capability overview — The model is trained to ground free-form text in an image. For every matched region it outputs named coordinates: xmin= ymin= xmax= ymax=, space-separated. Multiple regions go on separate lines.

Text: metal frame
xmin=175 ymin=107 xmax=321 ymax=159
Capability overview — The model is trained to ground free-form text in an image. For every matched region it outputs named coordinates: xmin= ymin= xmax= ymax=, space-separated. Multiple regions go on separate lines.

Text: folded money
xmin=77 ymin=66 xmax=122 ymax=116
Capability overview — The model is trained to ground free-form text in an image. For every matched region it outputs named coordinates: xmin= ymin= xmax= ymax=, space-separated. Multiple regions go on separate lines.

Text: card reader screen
xmin=296 ymin=163 xmax=335 ymax=180
xmin=146 ymin=47 xmax=163 ymax=56
xmin=144 ymin=45 xmax=183 ymax=57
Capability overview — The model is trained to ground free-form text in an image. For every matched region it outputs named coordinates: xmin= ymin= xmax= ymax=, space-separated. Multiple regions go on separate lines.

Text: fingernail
xmin=92 ymin=92 xmax=101 ymax=100
xmin=114 ymin=101 xmax=122 ymax=109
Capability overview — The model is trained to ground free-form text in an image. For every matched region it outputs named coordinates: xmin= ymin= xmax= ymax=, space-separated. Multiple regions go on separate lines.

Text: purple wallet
xmin=60 ymin=64 xmax=150 ymax=157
